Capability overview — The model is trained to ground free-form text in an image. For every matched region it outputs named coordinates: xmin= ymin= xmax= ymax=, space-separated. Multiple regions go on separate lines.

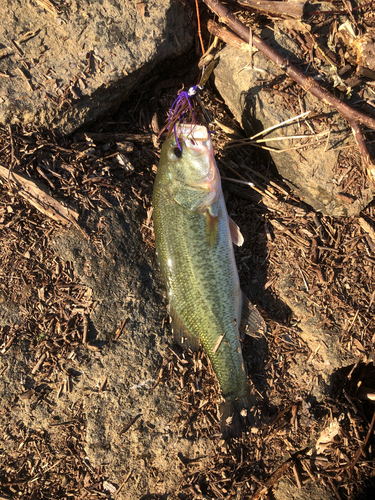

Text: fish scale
xmin=155 ymin=194 xmax=247 ymax=396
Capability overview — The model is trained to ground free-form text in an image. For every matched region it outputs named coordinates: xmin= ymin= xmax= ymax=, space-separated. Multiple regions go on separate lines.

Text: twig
xmin=293 ymin=463 xmax=302 ymax=489
xmin=351 ymin=121 xmax=375 ymax=181
xmin=115 ymin=317 xmax=128 ymax=340
xmin=75 ymin=132 xmax=152 ymax=143
xmin=114 ymin=470 xmax=133 ymax=498
xmin=82 ymin=314 xmax=89 ymax=344
xmin=328 ymin=477 xmax=343 ymax=500
xmin=207 ymin=19 xmax=250 ymax=53
xmin=240 ymin=135 xmax=331 ymax=153
xmin=238 ymin=0 xmax=305 ymax=19
xmin=249 ymin=26 xmax=253 ymax=69
xmin=341 ymin=0 xmax=358 ymax=30
xmin=119 ymin=414 xmax=142 ymax=436
xmin=31 ymin=353 xmax=47 ymax=374
xmin=248 ymin=111 xmax=311 ymax=140
xmin=251 ymin=458 xmax=293 ymax=500
xmin=212 ymin=333 xmax=225 ymax=353
xmin=359 ymin=217 xmax=375 ymax=242
xmin=204 ymin=4 xmax=375 ymax=185
xmin=195 ymin=0 xmax=205 ymax=54
xmin=296 ymin=262 xmax=309 ymax=292
xmin=221 ymin=176 xmax=275 ymax=199
xmin=34 ymin=0 xmax=60 ymax=15
xmin=229 ymin=131 xmax=329 ymax=147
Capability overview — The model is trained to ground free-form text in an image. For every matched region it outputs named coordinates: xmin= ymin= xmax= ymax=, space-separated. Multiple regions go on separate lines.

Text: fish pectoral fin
xmin=169 ymin=303 xmax=200 ymax=352
xmin=240 ymin=292 xmax=267 ymax=338
xmin=205 ymin=208 xmax=219 ymax=246
xmin=229 ymin=217 xmax=244 ymax=247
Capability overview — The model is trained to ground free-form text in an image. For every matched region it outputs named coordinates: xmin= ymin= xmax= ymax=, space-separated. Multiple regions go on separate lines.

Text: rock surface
xmin=276 ymin=266 xmax=355 ymax=401
xmin=0 ymin=0 xmax=193 ymax=134
xmin=274 ymin=478 xmax=335 ymax=500
xmin=213 ymin=29 xmax=373 ymax=217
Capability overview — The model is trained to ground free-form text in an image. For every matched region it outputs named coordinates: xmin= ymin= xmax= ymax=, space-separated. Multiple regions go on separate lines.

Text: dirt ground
xmin=1 ymin=3 xmax=375 ymax=500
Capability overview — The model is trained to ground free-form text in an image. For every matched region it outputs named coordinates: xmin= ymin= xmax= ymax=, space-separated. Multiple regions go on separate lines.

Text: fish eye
xmin=173 ymin=147 xmax=182 ymax=158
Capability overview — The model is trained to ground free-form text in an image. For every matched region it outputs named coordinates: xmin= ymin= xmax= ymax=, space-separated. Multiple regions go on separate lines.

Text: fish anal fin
xmin=169 ymin=303 xmax=199 ymax=352
xmin=229 ymin=217 xmax=244 ymax=247
xmin=240 ymin=292 xmax=267 ymax=338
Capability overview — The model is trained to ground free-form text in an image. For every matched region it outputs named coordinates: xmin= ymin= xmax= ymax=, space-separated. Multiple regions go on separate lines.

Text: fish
xmin=152 ymin=123 xmax=266 ymax=437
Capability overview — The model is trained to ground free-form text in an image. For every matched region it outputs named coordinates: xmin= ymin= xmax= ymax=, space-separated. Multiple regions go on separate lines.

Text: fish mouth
xmin=176 ymin=124 xmax=211 ymax=157
xmin=176 ymin=123 xmax=209 ymax=141
xmin=176 ymin=124 xmax=221 ymax=198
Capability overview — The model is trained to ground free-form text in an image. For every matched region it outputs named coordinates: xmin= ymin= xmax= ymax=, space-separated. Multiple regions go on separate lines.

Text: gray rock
xmin=0 ymin=0 xmax=193 ymax=134
xmin=213 ymin=31 xmax=373 ymax=217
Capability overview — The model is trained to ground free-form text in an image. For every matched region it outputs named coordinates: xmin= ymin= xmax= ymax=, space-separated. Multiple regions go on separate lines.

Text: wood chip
xmin=31 ymin=353 xmax=47 ymax=374
xmin=359 ymin=217 xmax=375 ymax=242
xmin=212 ymin=333 xmax=225 ymax=353
xmin=34 ymin=0 xmax=60 ymax=15
xmin=0 ymin=165 xmax=78 ymax=225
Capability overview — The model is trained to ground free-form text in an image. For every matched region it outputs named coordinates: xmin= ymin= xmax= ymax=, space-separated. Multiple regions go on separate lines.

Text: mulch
xmin=1 ymin=1 xmax=375 ymax=499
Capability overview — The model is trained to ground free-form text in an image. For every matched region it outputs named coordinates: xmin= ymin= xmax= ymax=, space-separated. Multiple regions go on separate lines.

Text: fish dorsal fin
xmin=168 ymin=303 xmax=200 ymax=352
xmin=229 ymin=217 xmax=244 ymax=247
xmin=240 ymin=292 xmax=267 ymax=338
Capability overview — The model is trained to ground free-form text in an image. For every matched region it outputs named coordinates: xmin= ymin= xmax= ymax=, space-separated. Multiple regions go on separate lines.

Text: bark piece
xmin=0 ymin=165 xmax=78 ymax=224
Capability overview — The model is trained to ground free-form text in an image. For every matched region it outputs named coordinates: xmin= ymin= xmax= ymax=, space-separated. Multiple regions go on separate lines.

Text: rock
xmin=276 ymin=265 xmax=355 ymax=401
xmin=274 ymin=477 xmax=336 ymax=500
xmin=0 ymin=298 xmax=20 ymax=327
xmin=0 ymin=0 xmax=193 ymax=134
xmin=213 ymin=28 xmax=373 ymax=217
xmin=0 ymin=204 xmax=214 ymax=498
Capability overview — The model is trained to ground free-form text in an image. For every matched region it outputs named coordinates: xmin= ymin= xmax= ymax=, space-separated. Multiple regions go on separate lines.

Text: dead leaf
xmin=308 ymin=418 xmax=341 ymax=455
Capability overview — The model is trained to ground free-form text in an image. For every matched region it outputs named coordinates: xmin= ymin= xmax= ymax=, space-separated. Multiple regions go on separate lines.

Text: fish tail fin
xmin=220 ymin=390 xmax=259 ymax=439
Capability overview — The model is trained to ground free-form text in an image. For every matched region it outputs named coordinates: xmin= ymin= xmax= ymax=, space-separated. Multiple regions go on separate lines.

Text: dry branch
xmin=0 ymin=165 xmax=78 ymax=225
xmin=203 ymin=0 xmax=375 ymax=185
xmin=238 ymin=0 xmax=305 ymax=19
xmin=75 ymin=132 xmax=152 ymax=143
xmin=208 ymin=19 xmax=250 ymax=52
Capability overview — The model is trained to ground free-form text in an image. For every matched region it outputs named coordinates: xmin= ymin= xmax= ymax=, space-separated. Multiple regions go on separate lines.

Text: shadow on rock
xmin=220 ymin=173 xmax=293 ymax=420
xmin=53 ymin=204 xmax=163 ymax=346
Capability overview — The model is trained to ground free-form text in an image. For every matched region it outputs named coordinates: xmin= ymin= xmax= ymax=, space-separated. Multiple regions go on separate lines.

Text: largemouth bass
xmin=153 ymin=123 xmax=266 ymax=437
